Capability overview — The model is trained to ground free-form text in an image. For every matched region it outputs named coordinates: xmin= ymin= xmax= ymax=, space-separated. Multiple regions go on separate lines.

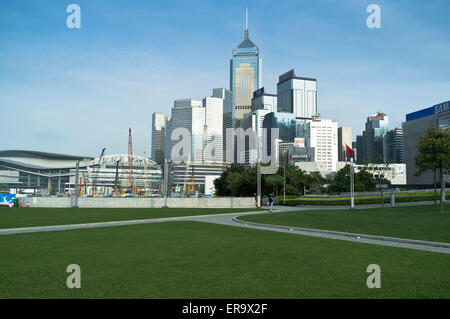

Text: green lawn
xmin=239 ymin=204 xmax=450 ymax=243
xmin=0 ymin=221 xmax=449 ymax=298
xmin=0 ymin=207 xmax=257 ymax=229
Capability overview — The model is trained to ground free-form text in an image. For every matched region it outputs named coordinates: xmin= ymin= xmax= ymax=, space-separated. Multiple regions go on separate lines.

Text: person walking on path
xmin=268 ymin=193 xmax=274 ymax=212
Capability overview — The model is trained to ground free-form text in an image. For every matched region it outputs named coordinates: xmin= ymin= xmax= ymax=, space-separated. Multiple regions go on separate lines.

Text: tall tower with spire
xmin=229 ymin=8 xmax=262 ymax=125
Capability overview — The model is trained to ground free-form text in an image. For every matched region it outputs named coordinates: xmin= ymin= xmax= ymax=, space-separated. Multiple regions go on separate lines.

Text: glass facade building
xmin=383 ymin=127 xmax=404 ymax=163
xmin=358 ymin=112 xmax=389 ymax=164
xmin=151 ymin=112 xmax=169 ymax=164
xmin=0 ymin=150 xmax=93 ymax=195
xmin=251 ymin=87 xmax=277 ymax=113
xmin=262 ymin=112 xmax=296 ymax=157
xmin=230 ymin=27 xmax=262 ymax=124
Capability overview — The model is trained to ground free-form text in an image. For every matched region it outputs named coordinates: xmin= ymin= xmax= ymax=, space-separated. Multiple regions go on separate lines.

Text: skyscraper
xmin=240 ymin=108 xmax=271 ymax=164
xmin=302 ymin=119 xmax=338 ymax=172
xmin=230 ymin=10 xmax=262 ymax=127
xmin=212 ymin=88 xmax=232 ymax=163
xmin=383 ymin=127 xmax=404 ymax=163
xmin=170 ymin=99 xmax=205 ymax=162
xmin=151 ymin=112 xmax=169 ymax=164
xmin=203 ymin=95 xmax=223 ymax=162
xmin=357 ymin=112 xmax=389 ymax=163
xmin=251 ymin=87 xmax=277 ymax=113
xmin=277 ymin=69 xmax=317 ymax=119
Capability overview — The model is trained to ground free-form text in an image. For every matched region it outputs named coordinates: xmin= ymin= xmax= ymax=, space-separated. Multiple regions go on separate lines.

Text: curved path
xmin=1 ymin=205 xmax=449 ymax=254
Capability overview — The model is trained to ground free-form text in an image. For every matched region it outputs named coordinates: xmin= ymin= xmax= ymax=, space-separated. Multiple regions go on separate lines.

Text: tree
xmin=214 ymin=164 xmax=326 ymax=198
xmin=265 ymin=174 xmax=283 ymax=197
xmin=354 ymin=166 xmax=378 ymax=192
xmin=328 ymin=165 xmax=351 ymax=194
xmin=328 ymin=164 xmax=378 ymax=194
xmin=214 ymin=164 xmax=245 ymax=196
xmin=415 ymin=127 xmax=450 ymax=213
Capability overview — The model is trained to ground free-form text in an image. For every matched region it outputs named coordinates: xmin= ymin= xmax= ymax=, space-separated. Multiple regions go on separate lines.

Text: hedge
xmin=284 ymin=194 xmax=447 ymax=206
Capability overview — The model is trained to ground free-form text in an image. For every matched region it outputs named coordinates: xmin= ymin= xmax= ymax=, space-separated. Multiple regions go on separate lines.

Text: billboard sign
xmin=294 ymin=138 xmax=305 ymax=147
xmin=406 ymin=100 xmax=450 ymax=122
xmin=0 ymin=193 xmax=16 ymax=207
xmin=253 ymin=87 xmax=264 ymax=98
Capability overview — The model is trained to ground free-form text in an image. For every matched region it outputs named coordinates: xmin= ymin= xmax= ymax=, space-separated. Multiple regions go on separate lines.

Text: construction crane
xmin=77 ymin=177 xmax=82 ymax=195
xmin=150 ymin=182 xmax=159 ymax=195
xmin=92 ymin=148 xmax=106 ymax=196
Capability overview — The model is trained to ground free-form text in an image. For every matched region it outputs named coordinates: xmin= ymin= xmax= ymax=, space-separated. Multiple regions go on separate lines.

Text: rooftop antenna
xmin=246 ymin=8 xmax=248 ymax=29
xmin=244 ymin=8 xmax=249 ymax=39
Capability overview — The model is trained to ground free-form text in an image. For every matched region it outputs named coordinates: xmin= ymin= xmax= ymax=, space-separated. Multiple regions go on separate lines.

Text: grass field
xmin=0 ymin=207 xmax=257 ymax=229
xmin=238 ymin=204 xmax=450 ymax=243
xmin=1 ymin=221 xmax=449 ymax=298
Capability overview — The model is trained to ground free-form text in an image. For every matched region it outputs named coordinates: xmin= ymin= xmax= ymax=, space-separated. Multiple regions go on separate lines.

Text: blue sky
xmin=1 ymin=0 xmax=449 ymax=157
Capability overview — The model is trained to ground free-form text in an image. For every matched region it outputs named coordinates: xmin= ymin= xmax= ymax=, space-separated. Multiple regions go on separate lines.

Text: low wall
xmin=28 ymin=197 xmax=255 ymax=208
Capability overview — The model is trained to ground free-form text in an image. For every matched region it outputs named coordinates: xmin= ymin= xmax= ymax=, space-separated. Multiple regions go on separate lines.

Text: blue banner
xmin=0 ymin=193 xmax=16 ymax=207
xmin=406 ymin=101 xmax=450 ymax=122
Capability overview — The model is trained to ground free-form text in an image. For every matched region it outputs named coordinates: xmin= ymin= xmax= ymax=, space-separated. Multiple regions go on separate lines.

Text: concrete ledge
xmin=28 ymin=197 xmax=255 ymax=208
xmin=232 ymin=217 xmax=450 ymax=249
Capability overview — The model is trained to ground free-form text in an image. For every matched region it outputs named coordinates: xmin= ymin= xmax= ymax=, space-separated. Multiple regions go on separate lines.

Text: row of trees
xmin=214 ymin=163 xmax=383 ymax=197
xmin=214 ymin=164 xmax=324 ymax=197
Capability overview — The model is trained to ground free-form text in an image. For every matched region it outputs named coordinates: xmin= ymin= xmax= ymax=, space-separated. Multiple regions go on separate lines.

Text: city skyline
xmin=1 ymin=0 xmax=449 ymax=157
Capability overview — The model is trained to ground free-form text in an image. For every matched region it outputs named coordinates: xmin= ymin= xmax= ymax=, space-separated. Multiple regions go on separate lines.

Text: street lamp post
xmin=163 ymin=159 xmax=169 ymax=208
xmin=350 ymin=158 xmax=355 ymax=209
xmin=72 ymin=160 xmax=79 ymax=208
xmin=256 ymin=131 xmax=261 ymax=208
xmin=283 ymin=165 xmax=286 ymax=205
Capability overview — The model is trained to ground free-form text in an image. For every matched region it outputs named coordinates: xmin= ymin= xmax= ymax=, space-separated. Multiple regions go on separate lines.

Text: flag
xmin=345 ymin=144 xmax=354 ymax=158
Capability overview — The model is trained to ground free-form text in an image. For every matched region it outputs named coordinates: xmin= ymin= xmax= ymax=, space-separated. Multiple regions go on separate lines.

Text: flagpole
xmin=350 ymin=157 xmax=354 ymax=209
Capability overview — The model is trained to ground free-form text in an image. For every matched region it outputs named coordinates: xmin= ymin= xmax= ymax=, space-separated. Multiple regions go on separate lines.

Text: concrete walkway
xmin=1 ymin=204 xmax=449 ymax=255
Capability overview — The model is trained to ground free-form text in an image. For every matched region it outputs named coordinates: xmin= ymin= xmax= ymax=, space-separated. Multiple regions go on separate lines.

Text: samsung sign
xmin=406 ymin=101 xmax=450 ymax=122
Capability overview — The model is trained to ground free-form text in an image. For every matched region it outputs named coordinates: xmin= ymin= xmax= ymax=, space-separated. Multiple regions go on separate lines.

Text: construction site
xmin=0 ymin=127 xmax=229 ymax=198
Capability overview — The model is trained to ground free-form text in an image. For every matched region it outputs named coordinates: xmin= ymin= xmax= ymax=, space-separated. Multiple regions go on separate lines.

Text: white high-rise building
xmin=168 ymin=91 xmax=227 ymax=164
xmin=170 ymin=99 xmax=205 ymax=162
xmin=297 ymin=118 xmax=338 ymax=172
xmin=212 ymin=88 xmax=232 ymax=163
xmin=240 ymin=108 xmax=271 ymax=164
xmin=203 ymin=96 xmax=223 ymax=162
